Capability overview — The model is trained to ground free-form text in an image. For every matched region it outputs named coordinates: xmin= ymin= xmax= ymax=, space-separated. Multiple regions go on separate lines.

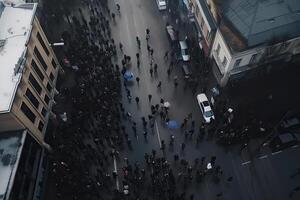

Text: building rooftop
xmin=214 ymin=0 xmax=300 ymax=52
xmin=0 ymin=130 xmax=26 ymax=200
xmin=0 ymin=1 xmax=36 ymax=113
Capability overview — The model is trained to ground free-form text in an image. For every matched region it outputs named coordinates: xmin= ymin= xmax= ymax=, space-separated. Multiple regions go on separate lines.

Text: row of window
xmin=21 ymin=101 xmax=45 ymax=132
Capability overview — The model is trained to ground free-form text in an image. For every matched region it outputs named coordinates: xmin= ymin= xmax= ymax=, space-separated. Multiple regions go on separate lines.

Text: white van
xmin=156 ymin=0 xmax=167 ymax=11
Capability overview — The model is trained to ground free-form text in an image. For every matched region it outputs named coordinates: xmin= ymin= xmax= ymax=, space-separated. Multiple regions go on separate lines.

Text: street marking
xmin=155 ymin=120 xmax=162 ymax=148
xmin=242 ymin=161 xmax=251 ymax=165
xmin=271 ymin=150 xmax=282 ymax=155
xmin=113 ymin=156 xmax=120 ymax=190
xmin=258 ymin=155 xmax=268 ymax=159
xmin=292 ymin=145 xmax=299 ymax=148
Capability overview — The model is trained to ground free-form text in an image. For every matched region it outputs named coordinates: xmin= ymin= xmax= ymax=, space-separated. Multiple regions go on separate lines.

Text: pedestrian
xmin=157 ymin=81 xmax=162 ymax=88
xmin=135 ymin=97 xmax=139 ymax=104
xmin=164 ymin=51 xmax=168 ymax=61
xmin=136 ymin=36 xmax=141 ymax=49
xmin=174 ymin=81 xmax=178 ymax=88
xmin=227 ymin=176 xmax=233 ymax=182
xmin=136 ymin=77 xmax=140 ymax=84
xmin=167 ymin=68 xmax=171 ymax=77
xmin=119 ymin=42 xmax=123 ymax=52
xmin=154 ymin=64 xmax=158 ymax=73
xmin=116 ymin=3 xmax=120 ymax=14
xmin=150 ymin=68 xmax=153 ymax=77
xmin=148 ymin=94 xmax=152 ymax=102
xmin=150 ymin=48 xmax=154 ymax=57
xmin=181 ymin=143 xmax=186 ymax=151
xmin=111 ymin=13 xmax=115 ymax=21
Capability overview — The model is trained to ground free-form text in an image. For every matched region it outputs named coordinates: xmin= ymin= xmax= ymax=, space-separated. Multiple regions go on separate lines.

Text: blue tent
xmin=166 ymin=120 xmax=179 ymax=129
xmin=124 ymin=71 xmax=134 ymax=81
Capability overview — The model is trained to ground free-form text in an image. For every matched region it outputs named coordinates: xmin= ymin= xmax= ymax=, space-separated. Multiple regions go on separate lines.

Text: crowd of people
xmin=47 ymin=0 xmax=235 ymax=199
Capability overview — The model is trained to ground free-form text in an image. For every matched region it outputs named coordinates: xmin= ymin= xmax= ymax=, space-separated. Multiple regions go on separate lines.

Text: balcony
xmin=212 ymin=50 xmax=225 ymax=74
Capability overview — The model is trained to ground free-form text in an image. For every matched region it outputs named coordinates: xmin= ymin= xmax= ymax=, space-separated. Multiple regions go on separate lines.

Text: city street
xmin=41 ymin=0 xmax=300 ymax=200
xmin=106 ymin=0 xmax=300 ymax=199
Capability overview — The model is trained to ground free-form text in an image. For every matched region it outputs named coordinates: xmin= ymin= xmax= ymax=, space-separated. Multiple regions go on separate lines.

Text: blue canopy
xmin=166 ymin=120 xmax=179 ymax=129
xmin=123 ymin=71 xmax=134 ymax=81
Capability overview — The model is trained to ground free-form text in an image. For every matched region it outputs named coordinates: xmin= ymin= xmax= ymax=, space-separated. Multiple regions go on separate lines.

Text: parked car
xmin=156 ymin=0 xmax=167 ymax=10
xmin=279 ymin=117 xmax=300 ymax=131
xmin=181 ymin=64 xmax=191 ymax=79
xmin=196 ymin=93 xmax=215 ymax=123
xmin=270 ymin=132 xmax=299 ymax=151
xmin=166 ymin=25 xmax=178 ymax=44
xmin=179 ymin=40 xmax=190 ymax=61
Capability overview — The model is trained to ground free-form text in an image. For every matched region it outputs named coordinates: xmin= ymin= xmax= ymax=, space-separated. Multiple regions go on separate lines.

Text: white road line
xmin=271 ymin=150 xmax=282 ymax=155
xmin=292 ymin=145 xmax=299 ymax=148
xmin=258 ymin=155 xmax=268 ymax=159
xmin=242 ymin=161 xmax=252 ymax=165
xmin=155 ymin=120 xmax=162 ymax=148
xmin=113 ymin=156 xmax=120 ymax=190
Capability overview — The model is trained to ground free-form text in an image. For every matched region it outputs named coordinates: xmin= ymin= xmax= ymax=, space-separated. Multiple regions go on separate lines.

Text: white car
xmin=196 ymin=93 xmax=215 ymax=123
xmin=179 ymin=41 xmax=190 ymax=61
xmin=156 ymin=0 xmax=167 ymax=11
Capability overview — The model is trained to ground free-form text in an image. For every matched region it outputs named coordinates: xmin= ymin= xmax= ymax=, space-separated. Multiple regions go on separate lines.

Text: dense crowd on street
xmin=44 ymin=0 xmax=253 ymax=200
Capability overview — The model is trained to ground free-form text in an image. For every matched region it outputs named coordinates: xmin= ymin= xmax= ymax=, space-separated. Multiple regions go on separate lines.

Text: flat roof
xmin=214 ymin=0 xmax=300 ymax=51
xmin=0 ymin=130 xmax=26 ymax=200
xmin=0 ymin=2 xmax=36 ymax=113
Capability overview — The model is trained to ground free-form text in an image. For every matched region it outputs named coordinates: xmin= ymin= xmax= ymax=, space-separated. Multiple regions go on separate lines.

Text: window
xmin=21 ymin=102 xmax=36 ymax=123
xmin=34 ymin=47 xmax=48 ymax=71
xmin=222 ymin=57 xmax=228 ymax=66
xmin=37 ymin=32 xmax=49 ymax=55
xmin=31 ymin=59 xmax=44 ymax=81
xmin=234 ymin=59 xmax=242 ymax=67
xmin=44 ymin=95 xmax=50 ymax=105
xmin=51 ymin=59 xmax=57 ymax=69
xmin=25 ymin=89 xmax=39 ymax=109
xmin=49 ymin=73 xmax=54 ymax=82
xmin=46 ymin=82 xmax=52 ymax=92
xmin=38 ymin=121 xmax=44 ymax=131
xmin=216 ymin=44 xmax=221 ymax=55
xmin=41 ymin=107 xmax=47 ymax=117
xmin=28 ymin=74 xmax=42 ymax=94
xmin=249 ymin=54 xmax=258 ymax=64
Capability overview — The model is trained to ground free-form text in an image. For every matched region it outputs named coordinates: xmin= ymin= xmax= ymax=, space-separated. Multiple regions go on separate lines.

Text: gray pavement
xmin=107 ymin=0 xmax=300 ymax=199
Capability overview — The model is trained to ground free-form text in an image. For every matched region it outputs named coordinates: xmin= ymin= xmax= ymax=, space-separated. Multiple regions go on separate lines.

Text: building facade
xmin=0 ymin=2 xmax=60 ymax=199
xmin=187 ymin=0 xmax=216 ymax=55
xmin=0 ymin=1 xmax=60 ymax=147
xmin=186 ymin=0 xmax=300 ymax=86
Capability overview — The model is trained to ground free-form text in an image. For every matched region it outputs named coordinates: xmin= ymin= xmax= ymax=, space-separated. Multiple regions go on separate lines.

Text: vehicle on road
xmin=156 ymin=0 xmax=167 ymax=10
xmin=196 ymin=93 xmax=215 ymax=123
xmin=165 ymin=24 xmax=178 ymax=44
xmin=270 ymin=132 xmax=300 ymax=151
xmin=181 ymin=63 xmax=191 ymax=79
xmin=179 ymin=40 xmax=190 ymax=61
xmin=279 ymin=117 xmax=300 ymax=131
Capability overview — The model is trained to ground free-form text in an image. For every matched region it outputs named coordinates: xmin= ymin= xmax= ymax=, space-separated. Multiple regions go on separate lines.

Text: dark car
xmin=270 ymin=132 xmax=299 ymax=151
xmin=166 ymin=25 xmax=178 ymax=44
xmin=279 ymin=117 xmax=300 ymax=131
xmin=181 ymin=64 xmax=191 ymax=79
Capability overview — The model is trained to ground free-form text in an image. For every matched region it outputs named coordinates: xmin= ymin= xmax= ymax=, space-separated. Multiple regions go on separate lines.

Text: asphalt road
xmin=106 ymin=0 xmax=300 ymax=199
